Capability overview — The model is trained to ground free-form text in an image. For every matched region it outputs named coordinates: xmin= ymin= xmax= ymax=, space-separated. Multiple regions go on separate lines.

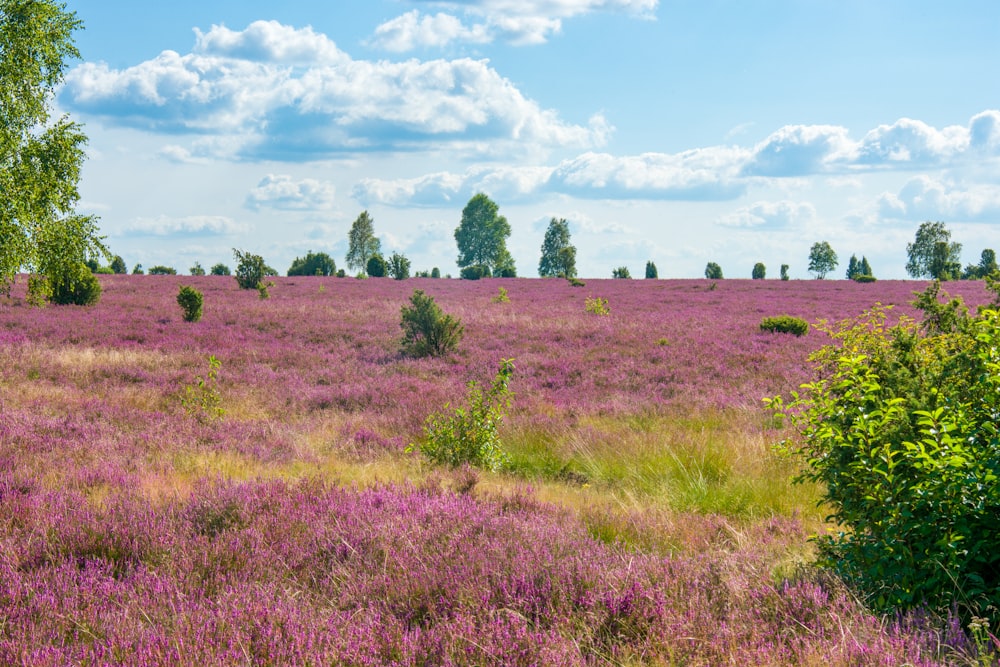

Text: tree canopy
xmin=705 ymin=262 xmax=723 ymax=279
xmin=0 ymin=0 xmax=107 ymax=299
xmin=345 ymin=211 xmax=381 ymax=275
xmin=455 ymin=194 xmax=512 ymax=276
xmin=287 ymin=250 xmax=336 ymax=276
xmin=537 ymin=218 xmax=576 ymax=278
xmin=906 ymin=221 xmax=962 ymax=279
xmin=808 ymin=241 xmax=838 ymax=279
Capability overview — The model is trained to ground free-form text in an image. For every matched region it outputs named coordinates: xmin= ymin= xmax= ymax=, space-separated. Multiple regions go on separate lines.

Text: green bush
xmin=366 ymin=255 xmax=387 ymax=278
xmin=759 ymin=315 xmax=808 ymax=336
xmin=408 ymin=359 xmax=514 ymax=472
xmin=177 ymin=285 xmax=204 ymax=322
xmin=233 ymin=249 xmax=269 ymax=289
xmin=287 ymin=251 xmax=335 ymax=276
xmin=388 ymin=252 xmax=411 ymax=280
xmin=585 ymin=296 xmax=610 ymax=315
xmin=768 ymin=282 xmax=1000 ymax=621
xmin=148 ymin=265 xmax=177 ymax=275
xmin=210 ymin=263 xmax=231 ymax=276
xmin=611 ymin=266 xmax=631 ymax=279
xmin=50 ymin=265 xmax=101 ymax=306
xmin=460 ymin=265 xmax=490 ymax=280
xmin=400 ymin=289 xmax=464 ymax=358
xmin=853 ymin=274 xmax=877 ymax=283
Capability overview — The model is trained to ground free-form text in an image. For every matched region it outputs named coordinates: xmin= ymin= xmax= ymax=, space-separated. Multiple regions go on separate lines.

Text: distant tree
xmin=494 ymin=247 xmax=517 ymax=277
xmin=387 ymin=252 xmax=411 ymax=280
xmin=233 ymin=249 xmax=269 ymax=289
xmin=612 ymin=266 xmax=631 ymax=279
xmin=705 ymin=262 xmax=723 ymax=279
xmin=780 ymin=264 xmax=790 ymax=281
xmin=860 ymin=256 xmax=873 ymax=278
xmin=460 ymin=265 xmax=490 ymax=280
xmin=846 ymin=254 xmax=860 ymax=280
xmin=132 ymin=264 xmax=144 ymax=275
xmin=538 ymin=218 xmax=576 ymax=278
xmin=345 ymin=211 xmax=381 ymax=275
xmin=287 ymin=250 xmax=335 ymax=276
xmin=752 ymin=263 xmax=766 ymax=280
xmin=148 ymin=265 xmax=177 ymax=275
xmin=963 ymin=248 xmax=998 ymax=279
xmin=366 ymin=254 xmax=387 ymax=278
xmin=808 ymin=241 xmax=838 ymax=279
xmin=109 ymin=255 xmax=127 ymax=274
xmin=645 ymin=260 xmax=658 ymax=279
xmin=431 ymin=267 xmax=441 ymax=279
xmin=455 ymin=193 xmax=512 ymax=276
xmin=0 ymin=0 xmax=109 ymax=302
xmin=189 ymin=262 xmax=206 ymax=276
xmin=210 ymin=263 xmax=231 ymax=276
xmin=906 ymin=221 xmax=962 ymax=279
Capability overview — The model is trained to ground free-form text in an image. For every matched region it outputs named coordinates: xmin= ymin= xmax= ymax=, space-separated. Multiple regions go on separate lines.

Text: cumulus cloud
xmin=742 ymin=125 xmax=855 ymax=177
xmin=857 ymin=117 xmax=968 ymax=166
xmin=370 ymin=0 xmax=657 ymax=49
xmin=877 ymin=176 xmax=1000 ymax=222
xmin=716 ymin=200 xmax=817 ymax=229
xmin=123 ymin=215 xmax=250 ymax=236
xmin=61 ymin=21 xmax=608 ymax=160
xmin=245 ymin=174 xmax=336 ymax=210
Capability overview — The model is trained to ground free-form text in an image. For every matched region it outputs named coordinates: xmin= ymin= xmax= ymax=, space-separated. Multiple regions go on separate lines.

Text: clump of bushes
xmin=177 ymin=285 xmax=204 ymax=322
xmin=460 ymin=265 xmax=490 ymax=280
xmin=768 ymin=280 xmax=1000 ymax=622
xmin=853 ymin=274 xmax=877 ymax=283
xmin=491 ymin=287 xmax=510 ymax=303
xmin=759 ymin=315 xmax=809 ymax=336
xmin=233 ymin=249 xmax=274 ymax=289
xmin=366 ymin=255 xmax=387 ymax=278
xmin=400 ymin=289 xmax=464 ymax=357
xmin=568 ymin=277 xmax=585 ymax=287
xmin=49 ymin=265 xmax=102 ymax=306
xmin=585 ymin=296 xmax=610 ymax=315
xmin=409 ymin=359 xmax=514 ymax=472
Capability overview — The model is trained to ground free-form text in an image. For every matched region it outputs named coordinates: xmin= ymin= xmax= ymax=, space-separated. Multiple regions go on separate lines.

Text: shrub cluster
xmin=400 ymin=290 xmax=464 ymax=357
xmin=759 ymin=315 xmax=809 ymax=336
xmin=769 ymin=281 xmax=1000 ymax=621
xmin=585 ymin=296 xmax=610 ymax=315
xmin=410 ymin=359 xmax=514 ymax=472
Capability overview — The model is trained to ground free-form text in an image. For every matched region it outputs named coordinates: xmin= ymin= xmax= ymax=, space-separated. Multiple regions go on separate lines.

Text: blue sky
xmin=58 ymin=0 xmax=1000 ymax=278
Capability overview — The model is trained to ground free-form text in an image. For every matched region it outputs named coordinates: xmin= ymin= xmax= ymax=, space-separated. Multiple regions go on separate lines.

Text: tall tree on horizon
xmin=455 ymin=193 xmax=512 ymax=276
xmin=345 ymin=211 xmax=381 ymax=275
xmin=538 ymin=217 xmax=576 ymax=278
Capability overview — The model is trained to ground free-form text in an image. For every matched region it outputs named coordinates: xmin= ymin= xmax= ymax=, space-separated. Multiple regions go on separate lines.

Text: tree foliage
xmin=612 ymin=266 xmax=631 ymax=279
xmin=780 ymin=264 xmax=790 ymax=281
xmin=366 ymin=254 xmax=387 ymax=278
xmin=752 ymin=262 xmax=766 ymax=280
xmin=906 ymin=221 xmax=962 ymax=279
xmin=345 ymin=211 xmax=380 ymax=275
xmin=807 ymin=241 xmax=838 ymax=279
xmin=0 ymin=0 xmax=107 ymax=299
xmin=233 ymin=249 xmax=270 ymax=289
xmin=455 ymin=194 xmax=512 ymax=276
xmin=705 ymin=262 xmax=723 ymax=280
xmin=387 ymin=251 xmax=411 ymax=280
xmin=645 ymin=260 xmax=658 ymax=279
xmin=210 ymin=263 xmax=231 ymax=276
xmin=538 ymin=218 xmax=576 ymax=278
xmin=287 ymin=250 xmax=335 ymax=276
xmin=768 ymin=281 xmax=1000 ymax=620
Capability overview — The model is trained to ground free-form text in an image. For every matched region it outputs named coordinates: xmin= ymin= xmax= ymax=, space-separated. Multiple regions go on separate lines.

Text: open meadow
xmin=0 ymin=275 xmax=994 ymax=665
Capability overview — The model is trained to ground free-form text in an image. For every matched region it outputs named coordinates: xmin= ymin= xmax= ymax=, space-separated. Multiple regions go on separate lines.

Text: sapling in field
xmin=181 ymin=355 xmax=224 ymax=421
xmin=409 ymin=359 xmax=515 ymax=472
xmin=176 ymin=285 xmax=203 ymax=322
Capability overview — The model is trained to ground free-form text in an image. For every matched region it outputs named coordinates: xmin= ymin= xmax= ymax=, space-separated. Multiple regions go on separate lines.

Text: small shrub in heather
xmin=768 ymin=282 xmax=1000 ymax=622
xmin=176 ymin=285 xmax=204 ymax=322
xmin=853 ymin=274 xmax=877 ymax=283
xmin=410 ymin=359 xmax=514 ymax=471
xmin=585 ymin=296 xmax=610 ymax=315
xmin=256 ymin=280 xmax=275 ymax=300
xmin=400 ymin=289 xmax=464 ymax=357
xmin=491 ymin=286 xmax=510 ymax=303
xmin=233 ymin=248 xmax=269 ymax=289
xmin=760 ymin=315 xmax=809 ymax=336
xmin=181 ymin=355 xmax=224 ymax=421
xmin=568 ymin=277 xmax=585 ymax=287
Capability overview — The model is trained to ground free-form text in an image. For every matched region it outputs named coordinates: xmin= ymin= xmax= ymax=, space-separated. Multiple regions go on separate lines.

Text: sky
xmin=56 ymin=0 xmax=1000 ymax=279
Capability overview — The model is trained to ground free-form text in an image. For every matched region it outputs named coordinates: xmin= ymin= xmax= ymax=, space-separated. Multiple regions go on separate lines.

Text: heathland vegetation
xmin=1 ymin=276 xmax=999 ymax=664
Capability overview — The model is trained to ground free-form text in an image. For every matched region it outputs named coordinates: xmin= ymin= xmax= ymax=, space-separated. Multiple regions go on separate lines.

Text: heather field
xmin=0 ymin=275 xmax=994 ymax=665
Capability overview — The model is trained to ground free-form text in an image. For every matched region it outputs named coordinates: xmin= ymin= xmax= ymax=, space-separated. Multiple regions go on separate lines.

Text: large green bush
xmin=400 ymin=289 xmax=464 ymax=358
xmin=49 ymin=264 xmax=101 ymax=305
xmin=768 ymin=281 xmax=1000 ymax=620
xmin=759 ymin=315 xmax=809 ymax=336
xmin=176 ymin=285 xmax=204 ymax=322
xmin=233 ymin=249 xmax=274 ymax=289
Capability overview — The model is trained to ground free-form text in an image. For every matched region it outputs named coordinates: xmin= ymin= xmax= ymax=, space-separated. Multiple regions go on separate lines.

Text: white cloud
xmin=124 ymin=215 xmax=250 ymax=236
xmin=372 ymin=0 xmax=658 ymax=49
xmin=61 ymin=22 xmax=607 ymax=160
xmin=742 ymin=125 xmax=855 ymax=176
xmin=370 ymin=11 xmax=490 ymax=52
xmin=716 ymin=201 xmax=817 ymax=229
xmin=877 ymin=175 xmax=1000 ymax=222
xmin=857 ymin=117 xmax=968 ymax=166
xmin=246 ymin=174 xmax=336 ymax=210
xmin=193 ymin=20 xmax=348 ymax=64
